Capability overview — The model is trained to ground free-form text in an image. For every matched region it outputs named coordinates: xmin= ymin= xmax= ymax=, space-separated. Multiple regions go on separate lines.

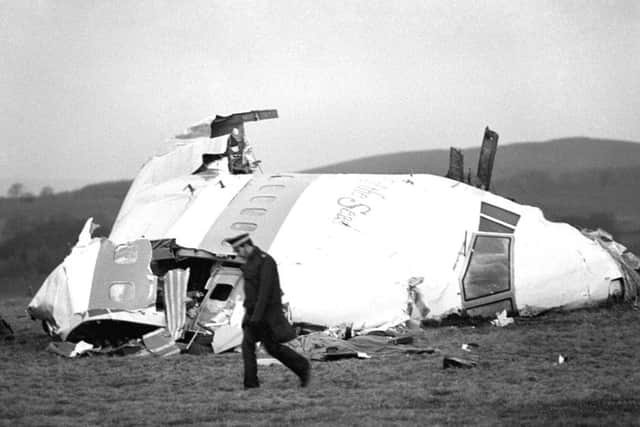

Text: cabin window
xmin=462 ymin=235 xmax=511 ymax=301
xmin=250 ymin=195 xmax=277 ymax=205
xmin=230 ymin=222 xmax=257 ymax=231
xmin=211 ymin=271 xmax=240 ymax=286
xmin=259 ymin=184 xmax=285 ymax=192
xmin=114 ymin=244 xmax=138 ymax=264
xmin=240 ymin=208 xmax=267 ymax=216
xmin=205 ymin=270 xmax=241 ymax=302
xmin=108 ymin=281 xmax=135 ymax=302
xmin=210 ymin=283 xmax=234 ymax=301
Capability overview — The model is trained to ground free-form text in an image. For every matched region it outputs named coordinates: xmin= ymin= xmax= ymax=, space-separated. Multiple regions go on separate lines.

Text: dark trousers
xmin=242 ymin=323 xmax=309 ymax=388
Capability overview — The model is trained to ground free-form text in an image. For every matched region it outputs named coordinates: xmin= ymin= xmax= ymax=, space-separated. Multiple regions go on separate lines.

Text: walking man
xmin=224 ymin=233 xmax=311 ymax=389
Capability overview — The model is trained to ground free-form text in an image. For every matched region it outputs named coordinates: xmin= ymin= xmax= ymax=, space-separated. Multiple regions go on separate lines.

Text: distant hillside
xmin=494 ymin=165 xmax=640 ymax=217
xmin=305 ymin=138 xmax=640 ymax=179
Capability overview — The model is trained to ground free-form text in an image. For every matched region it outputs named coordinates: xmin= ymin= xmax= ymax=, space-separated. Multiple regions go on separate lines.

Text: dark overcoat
xmin=240 ymin=246 xmax=294 ymax=341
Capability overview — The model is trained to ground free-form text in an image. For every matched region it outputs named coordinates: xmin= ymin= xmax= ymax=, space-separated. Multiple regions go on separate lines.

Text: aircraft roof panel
xmin=198 ymin=174 xmax=319 ymax=255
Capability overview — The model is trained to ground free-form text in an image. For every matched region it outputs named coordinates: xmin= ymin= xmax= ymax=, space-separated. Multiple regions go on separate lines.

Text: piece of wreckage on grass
xmin=27 ymin=110 xmax=640 ymax=355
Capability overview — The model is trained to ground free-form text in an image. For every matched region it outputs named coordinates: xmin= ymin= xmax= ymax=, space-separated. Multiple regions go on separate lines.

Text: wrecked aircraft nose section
xmin=28 ymin=177 xmax=640 ymax=346
xmin=27 ymin=114 xmax=640 ymax=347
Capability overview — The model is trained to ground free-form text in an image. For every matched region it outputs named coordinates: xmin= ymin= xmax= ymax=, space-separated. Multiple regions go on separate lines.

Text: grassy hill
xmin=305 ymin=137 xmax=640 ymax=178
xmin=1 ymin=137 xmax=639 ymax=296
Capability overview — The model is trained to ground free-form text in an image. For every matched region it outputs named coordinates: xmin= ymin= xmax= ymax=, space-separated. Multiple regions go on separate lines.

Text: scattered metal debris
xmin=491 ymin=310 xmax=514 ymax=327
xmin=0 ymin=314 xmax=14 ymax=341
xmin=461 ymin=342 xmax=479 ymax=352
xmin=443 ymin=356 xmax=477 ymax=369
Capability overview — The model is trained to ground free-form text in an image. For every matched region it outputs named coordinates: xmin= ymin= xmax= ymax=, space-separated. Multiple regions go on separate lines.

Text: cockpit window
xmin=462 ymin=235 xmax=512 ymax=301
xmin=230 ymin=222 xmax=258 ymax=231
xmin=480 ymin=202 xmax=520 ymax=226
xmin=479 ymin=217 xmax=514 ymax=234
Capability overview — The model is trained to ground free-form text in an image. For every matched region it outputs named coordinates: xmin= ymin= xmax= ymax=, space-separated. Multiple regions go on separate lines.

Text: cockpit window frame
xmin=461 ymin=232 xmax=514 ymax=302
xmin=459 ymin=232 xmax=517 ymax=316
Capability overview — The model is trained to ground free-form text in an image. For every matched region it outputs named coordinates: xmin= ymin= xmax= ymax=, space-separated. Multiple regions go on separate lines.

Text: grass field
xmin=1 ymin=295 xmax=640 ymax=426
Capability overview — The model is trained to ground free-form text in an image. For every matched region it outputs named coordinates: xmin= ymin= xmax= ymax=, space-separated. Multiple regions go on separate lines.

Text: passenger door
xmin=193 ymin=266 xmax=244 ymax=329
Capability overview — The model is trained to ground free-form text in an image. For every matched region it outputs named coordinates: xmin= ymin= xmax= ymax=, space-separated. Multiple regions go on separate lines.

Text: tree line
xmin=5 ymin=183 xmax=55 ymax=200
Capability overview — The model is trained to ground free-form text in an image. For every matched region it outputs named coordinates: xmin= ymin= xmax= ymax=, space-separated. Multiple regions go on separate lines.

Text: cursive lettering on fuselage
xmin=334 ymin=182 xmax=387 ymax=225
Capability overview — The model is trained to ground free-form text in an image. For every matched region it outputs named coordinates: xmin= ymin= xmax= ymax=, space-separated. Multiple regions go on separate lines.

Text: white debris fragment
xmin=76 ymin=217 xmax=96 ymax=246
xmin=461 ymin=342 xmax=479 ymax=352
xmin=490 ymin=310 xmax=514 ymax=327
xmin=70 ymin=340 xmax=94 ymax=358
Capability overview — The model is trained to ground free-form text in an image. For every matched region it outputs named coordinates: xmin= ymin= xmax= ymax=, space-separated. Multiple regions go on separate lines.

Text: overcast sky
xmin=1 ymin=0 xmax=639 ymax=192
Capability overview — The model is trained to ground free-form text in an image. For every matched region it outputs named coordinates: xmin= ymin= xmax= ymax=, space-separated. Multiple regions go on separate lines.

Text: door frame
xmin=458 ymin=232 xmax=517 ymax=316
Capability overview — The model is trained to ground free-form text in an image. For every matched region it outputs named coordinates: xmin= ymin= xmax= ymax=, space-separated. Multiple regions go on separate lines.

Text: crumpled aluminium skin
xmin=582 ymin=229 xmax=640 ymax=301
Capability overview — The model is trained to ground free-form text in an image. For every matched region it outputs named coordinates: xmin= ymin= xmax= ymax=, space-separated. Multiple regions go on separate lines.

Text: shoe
xmin=300 ymin=363 xmax=311 ymax=388
xmin=244 ymin=380 xmax=260 ymax=390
